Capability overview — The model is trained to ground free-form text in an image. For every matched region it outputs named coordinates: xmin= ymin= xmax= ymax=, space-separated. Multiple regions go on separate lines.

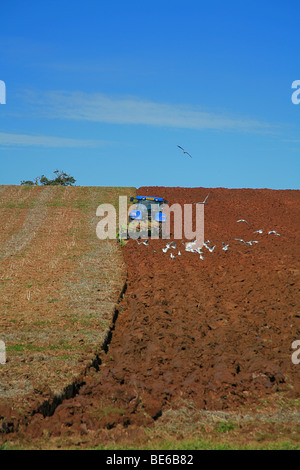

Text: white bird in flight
xmin=177 ymin=145 xmax=192 ymax=158
xmin=162 ymin=241 xmax=177 ymax=253
xmin=268 ymin=230 xmax=280 ymax=236
xmin=196 ymin=193 xmax=210 ymax=205
xmin=222 ymin=242 xmax=229 ymax=251
xmin=206 ymin=245 xmax=216 ymax=252
xmin=137 ymin=239 xmax=149 ymax=245
xmin=237 ymin=219 xmax=249 ymax=225
xmin=253 ymin=229 xmax=263 ymax=234
xmin=235 ymin=238 xmax=248 ymax=246
xmin=203 ymin=241 xmax=214 ymax=250
xmin=185 ymin=240 xmax=197 ymax=251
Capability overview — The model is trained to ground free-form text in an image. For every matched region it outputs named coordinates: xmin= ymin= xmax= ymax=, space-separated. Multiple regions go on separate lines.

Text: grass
xmin=6 ymin=343 xmax=74 ymax=352
xmin=90 ymin=404 xmax=127 ymax=420
xmin=214 ymin=421 xmax=236 ymax=434
xmin=2 ymin=427 xmax=299 ymax=450
xmin=130 ymin=441 xmax=297 ymax=450
xmin=91 ymin=439 xmax=300 ymax=450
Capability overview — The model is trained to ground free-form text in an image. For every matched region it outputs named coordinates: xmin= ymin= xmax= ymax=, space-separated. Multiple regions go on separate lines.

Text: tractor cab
xmin=129 ymin=196 xmax=168 ymax=223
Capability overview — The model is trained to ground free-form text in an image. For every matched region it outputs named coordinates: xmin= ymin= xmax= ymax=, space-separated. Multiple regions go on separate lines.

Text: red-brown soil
xmin=1 ymin=186 xmax=300 ymax=446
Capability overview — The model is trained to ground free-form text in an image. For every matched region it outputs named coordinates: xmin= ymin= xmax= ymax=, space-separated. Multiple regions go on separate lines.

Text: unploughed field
xmin=0 ymin=185 xmax=299 ymax=450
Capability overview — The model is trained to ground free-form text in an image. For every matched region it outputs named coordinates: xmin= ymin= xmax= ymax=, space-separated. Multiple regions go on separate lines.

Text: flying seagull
xmin=268 ymin=230 xmax=280 ymax=236
xmin=137 ymin=239 xmax=149 ymax=245
xmin=163 ymin=241 xmax=177 ymax=252
xmin=177 ymin=145 xmax=192 ymax=158
xmin=234 ymin=238 xmax=248 ymax=246
xmin=162 ymin=242 xmax=170 ymax=252
xmin=253 ymin=229 xmax=263 ymax=234
xmin=203 ymin=241 xmax=213 ymax=250
xmin=205 ymin=244 xmax=216 ymax=253
xmin=237 ymin=219 xmax=249 ymax=225
xmin=196 ymin=193 xmax=210 ymax=204
xmin=222 ymin=242 xmax=229 ymax=251
xmin=185 ymin=240 xmax=197 ymax=252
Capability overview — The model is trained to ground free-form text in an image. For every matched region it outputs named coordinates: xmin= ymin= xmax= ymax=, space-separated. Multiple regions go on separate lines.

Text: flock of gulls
xmin=136 ymin=149 xmax=282 ymax=260
xmin=135 ymin=185 xmax=281 ymax=261
xmin=136 ymin=216 xmax=281 ymax=261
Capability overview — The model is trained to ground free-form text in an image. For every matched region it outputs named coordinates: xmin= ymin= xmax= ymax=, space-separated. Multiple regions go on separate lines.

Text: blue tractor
xmin=129 ymin=195 xmax=168 ymax=237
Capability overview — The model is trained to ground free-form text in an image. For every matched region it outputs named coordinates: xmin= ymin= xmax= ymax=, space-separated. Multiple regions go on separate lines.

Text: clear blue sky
xmin=0 ymin=0 xmax=299 ymax=189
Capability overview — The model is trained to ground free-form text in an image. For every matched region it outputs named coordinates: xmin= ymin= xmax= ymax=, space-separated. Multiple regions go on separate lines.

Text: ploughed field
xmin=1 ymin=185 xmax=299 ymax=448
xmin=14 ymin=187 xmax=300 ymax=439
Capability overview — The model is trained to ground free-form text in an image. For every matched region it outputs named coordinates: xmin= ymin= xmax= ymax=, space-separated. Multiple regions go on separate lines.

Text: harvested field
xmin=1 ymin=186 xmax=300 ymax=449
xmin=0 ymin=185 xmax=134 ymax=430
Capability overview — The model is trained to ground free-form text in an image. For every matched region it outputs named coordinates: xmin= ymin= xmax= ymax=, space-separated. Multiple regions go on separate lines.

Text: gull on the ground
xmin=178 ymin=251 xmax=181 ymax=256
xmin=199 ymin=254 xmax=205 ymax=260
xmin=170 ymin=253 xmax=176 ymax=259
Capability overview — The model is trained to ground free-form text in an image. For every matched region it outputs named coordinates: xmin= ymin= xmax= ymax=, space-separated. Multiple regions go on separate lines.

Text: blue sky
xmin=0 ymin=0 xmax=299 ymax=189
